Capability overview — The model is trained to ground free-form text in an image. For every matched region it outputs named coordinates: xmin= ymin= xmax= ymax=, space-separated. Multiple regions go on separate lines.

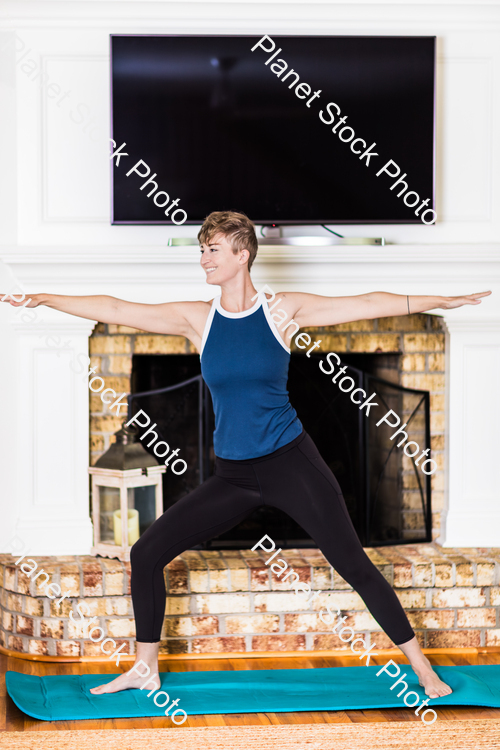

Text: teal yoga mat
xmin=6 ymin=665 xmax=500 ymax=721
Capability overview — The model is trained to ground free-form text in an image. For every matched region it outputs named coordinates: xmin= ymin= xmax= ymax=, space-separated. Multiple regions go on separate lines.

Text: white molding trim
xmin=41 ymin=53 xmax=109 ymax=225
xmin=441 ymin=513 xmax=500 ymax=549
xmin=444 ymin=318 xmax=500 ymax=333
xmin=2 ymin=2 xmax=500 ymax=33
xmin=8 ymin=317 xmax=97 ymax=335
xmin=14 ymin=517 xmax=94 ymax=557
xmin=2 ymin=244 xmax=500 ymax=264
xmin=436 ymin=56 xmax=493 ymax=223
xmin=438 ymin=318 xmax=500 ymax=547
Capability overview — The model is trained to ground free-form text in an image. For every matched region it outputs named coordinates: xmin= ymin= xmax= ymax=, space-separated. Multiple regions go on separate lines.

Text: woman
xmin=2 ymin=211 xmax=490 ymax=701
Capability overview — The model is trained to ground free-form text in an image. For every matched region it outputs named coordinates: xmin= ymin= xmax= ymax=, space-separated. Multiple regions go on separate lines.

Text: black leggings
xmin=130 ymin=430 xmax=415 ymax=646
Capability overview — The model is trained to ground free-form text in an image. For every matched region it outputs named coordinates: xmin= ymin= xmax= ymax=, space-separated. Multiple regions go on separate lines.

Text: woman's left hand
xmin=440 ymin=291 xmax=492 ymax=310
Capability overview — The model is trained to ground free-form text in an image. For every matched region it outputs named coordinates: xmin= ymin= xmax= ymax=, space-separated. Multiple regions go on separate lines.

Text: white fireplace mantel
xmin=0 ymin=243 xmax=499 ymax=553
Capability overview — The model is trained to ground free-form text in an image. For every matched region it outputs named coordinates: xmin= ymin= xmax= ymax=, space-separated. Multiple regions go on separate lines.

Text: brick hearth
xmin=1 ymin=544 xmax=499 ymax=657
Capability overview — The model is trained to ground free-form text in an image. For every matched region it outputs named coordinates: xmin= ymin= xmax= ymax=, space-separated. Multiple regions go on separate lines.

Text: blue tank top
xmin=200 ymin=292 xmax=303 ymax=460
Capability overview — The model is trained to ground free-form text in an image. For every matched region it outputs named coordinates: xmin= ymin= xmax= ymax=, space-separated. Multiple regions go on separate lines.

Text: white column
xmin=1 ymin=304 xmax=95 ymax=555
xmin=439 ymin=317 xmax=500 ymax=547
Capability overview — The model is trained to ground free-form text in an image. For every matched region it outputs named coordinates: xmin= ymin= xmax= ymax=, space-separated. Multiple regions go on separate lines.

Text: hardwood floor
xmin=1 ymin=651 xmax=499 ymax=731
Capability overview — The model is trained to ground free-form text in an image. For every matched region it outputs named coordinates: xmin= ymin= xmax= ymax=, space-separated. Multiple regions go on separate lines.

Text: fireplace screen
xmin=129 ymin=352 xmax=431 ymax=548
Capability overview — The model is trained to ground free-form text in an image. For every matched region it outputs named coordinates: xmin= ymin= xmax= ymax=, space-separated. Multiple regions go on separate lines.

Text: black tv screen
xmin=111 ymin=35 xmax=436 ymax=225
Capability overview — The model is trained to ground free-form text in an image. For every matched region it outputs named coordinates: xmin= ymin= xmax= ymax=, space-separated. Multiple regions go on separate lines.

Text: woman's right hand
xmin=0 ymin=293 xmax=41 ymax=308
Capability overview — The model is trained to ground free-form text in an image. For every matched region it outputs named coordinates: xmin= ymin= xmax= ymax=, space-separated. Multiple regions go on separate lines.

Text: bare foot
xmin=413 ymin=656 xmax=453 ymax=699
xmin=89 ymin=667 xmax=160 ymax=695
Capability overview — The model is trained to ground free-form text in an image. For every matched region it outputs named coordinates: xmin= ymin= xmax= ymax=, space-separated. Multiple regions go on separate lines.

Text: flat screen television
xmin=111 ymin=35 xmax=436 ymax=225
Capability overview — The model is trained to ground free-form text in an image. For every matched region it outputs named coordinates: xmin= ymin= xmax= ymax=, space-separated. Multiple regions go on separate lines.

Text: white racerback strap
xmin=199 ymin=297 xmax=218 ymax=357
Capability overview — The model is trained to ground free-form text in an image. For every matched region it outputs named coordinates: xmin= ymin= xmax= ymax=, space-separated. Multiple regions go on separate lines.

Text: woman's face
xmin=199 ymin=234 xmax=248 ymax=285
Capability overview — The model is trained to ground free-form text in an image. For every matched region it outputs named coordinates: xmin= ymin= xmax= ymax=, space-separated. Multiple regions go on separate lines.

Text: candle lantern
xmin=89 ymin=421 xmax=165 ymax=561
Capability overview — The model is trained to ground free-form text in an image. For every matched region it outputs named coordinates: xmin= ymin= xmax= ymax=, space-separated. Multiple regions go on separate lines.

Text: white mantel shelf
xmin=2 ymin=244 xmax=500 ymax=264
xmin=1 ymin=243 xmax=499 ymax=554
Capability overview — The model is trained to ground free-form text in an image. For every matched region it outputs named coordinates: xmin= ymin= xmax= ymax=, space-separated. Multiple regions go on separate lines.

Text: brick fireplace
xmin=89 ymin=311 xmax=446 ymax=541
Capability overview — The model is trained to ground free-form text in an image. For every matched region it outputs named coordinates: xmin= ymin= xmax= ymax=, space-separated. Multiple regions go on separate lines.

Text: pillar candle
xmin=113 ymin=508 xmax=140 ymax=546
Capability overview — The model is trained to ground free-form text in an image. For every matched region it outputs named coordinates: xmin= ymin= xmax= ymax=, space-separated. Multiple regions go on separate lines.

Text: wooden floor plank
xmin=227 ymin=659 xmax=253 ymax=671
xmin=318 ymin=710 xmax=353 ymax=724
xmin=204 ymin=714 xmax=227 ymax=727
xmin=241 ymin=713 xmax=270 ymax=725
xmin=254 ymin=712 xmax=272 ymax=725
xmin=184 ymin=715 xmax=207 ymax=727
xmin=222 ymin=713 xmax=252 ymax=726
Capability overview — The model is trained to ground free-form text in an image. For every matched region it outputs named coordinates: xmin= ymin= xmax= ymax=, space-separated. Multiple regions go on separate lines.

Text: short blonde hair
xmin=198 ymin=211 xmax=258 ymax=270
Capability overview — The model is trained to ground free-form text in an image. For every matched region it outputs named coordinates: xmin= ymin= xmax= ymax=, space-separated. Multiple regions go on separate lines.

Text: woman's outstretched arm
xmin=0 ymin=291 xmax=210 ymax=339
xmin=283 ymin=290 xmax=492 ymax=329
